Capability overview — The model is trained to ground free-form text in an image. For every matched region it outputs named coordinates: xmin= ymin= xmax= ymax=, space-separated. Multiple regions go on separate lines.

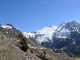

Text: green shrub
xmin=18 ymin=34 xmax=23 ymax=38
xmin=18 ymin=34 xmax=29 ymax=52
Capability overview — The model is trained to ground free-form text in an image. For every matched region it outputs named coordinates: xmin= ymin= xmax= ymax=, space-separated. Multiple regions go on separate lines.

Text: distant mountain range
xmin=23 ymin=21 xmax=80 ymax=56
xmin=23 ymin=25 xmax=57 ymax=43
xmin=1 ymin=21 xmax=80 ymax=57
xmin=23 ymin=21 xmax=80 ymax=43
xmin=0 ymin=21 xmax=78 ymax=60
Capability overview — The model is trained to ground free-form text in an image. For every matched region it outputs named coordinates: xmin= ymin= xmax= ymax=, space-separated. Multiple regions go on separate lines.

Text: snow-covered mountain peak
xmin=53 ymin=21 xmax=80 ymax=39
xmin=53 ymin=22 xmax=70 ymax=38
xmin=65 ymin=21 xmax=80 ymax=32
xmin=71 ymin=20 xmax=78 ymax=24
xmin=49 ymin=25 xmax=55 ymax=27
xmin=23 ymin=25 xmax=57 ymax=43
xmin=67 ymin=21 xmax=80 ymax=27
xmin=60 ymin=22 xmax=66 ymax=26
xmin=36 ymin=26 xmax=57 ymax=34
xmin=23 ymin=21 xmax=80 ymax=44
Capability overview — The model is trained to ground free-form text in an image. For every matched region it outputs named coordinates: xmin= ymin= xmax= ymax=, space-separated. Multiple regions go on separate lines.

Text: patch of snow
xmin=54 ymin=23 xmax=70 ymax=39
xmin=1 ymin=26 xmax=12 ymax=29
xmin=28 ymin=44 xmax=45 ymax=49
xmin=23 ymin=32 xmax=35 ymax=38
xmin=61 ymin=47 xmax=66 ymax=50
xmin=53 ymin=49 xmax=58 ymax=51
xmin=35 ymin=26 xmax=57 ymax=43
xmin=73 ymin=42 xmax=75 ymax=44
xmin=6 ymin=32 xmax=8 ymax=33
xmin=39 ymin=47 xmax=45 ymax=49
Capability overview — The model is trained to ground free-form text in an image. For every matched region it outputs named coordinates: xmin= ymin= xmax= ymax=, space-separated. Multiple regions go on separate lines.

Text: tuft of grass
xmin=76 ymin=57 xmax=80 ymax=60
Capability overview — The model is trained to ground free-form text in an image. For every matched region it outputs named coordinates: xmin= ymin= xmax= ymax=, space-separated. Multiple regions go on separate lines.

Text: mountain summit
xmin=23 ymin=21 xmax=80 ymax=43
xmin=0 ymin=21 xmax=79 ymax=59
xmin=23 ymin=21 xmax=80 ymax=56
xmin=23 ymin=25 xmax=57 ymax=43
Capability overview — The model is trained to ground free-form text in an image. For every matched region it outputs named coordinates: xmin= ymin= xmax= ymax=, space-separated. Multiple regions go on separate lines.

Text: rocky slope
xmin=0 ymin=23 xmax=76 ymax=60
xmin=0 ymin=24 xmax=22 ymax=38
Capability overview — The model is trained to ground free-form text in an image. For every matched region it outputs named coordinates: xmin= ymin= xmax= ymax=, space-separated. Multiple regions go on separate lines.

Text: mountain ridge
xmin=23 ymin=25 xmax=57 ymax=43
xmin=23 ymin=21 xmax=80 ymax=43
xmin=0 ymin=23 xmax=75 ymax=60
xmin=1 ymin=21 xmax=80 ymax=57
xmin=23 ymin=21 xmax=80 ymax=57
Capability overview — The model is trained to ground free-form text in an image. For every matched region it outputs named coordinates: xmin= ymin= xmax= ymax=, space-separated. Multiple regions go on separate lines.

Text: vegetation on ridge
xmin=18 ymin=34 xmax=29 ymax=52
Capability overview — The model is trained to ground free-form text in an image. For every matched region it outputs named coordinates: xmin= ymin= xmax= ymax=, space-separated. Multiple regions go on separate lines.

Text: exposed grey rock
xmin=0 ymin=26 xmax=22 ymax=38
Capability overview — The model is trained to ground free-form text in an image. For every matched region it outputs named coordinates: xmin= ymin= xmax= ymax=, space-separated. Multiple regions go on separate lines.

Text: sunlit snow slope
xmin=23 ymin=21 xmax=80 ymax=44
xmin=23 ymin=25 xmax=57 ymax=43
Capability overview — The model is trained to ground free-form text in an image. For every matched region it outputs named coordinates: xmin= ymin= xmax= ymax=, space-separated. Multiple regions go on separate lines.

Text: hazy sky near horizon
xmin=0 ymin=0 xmax=80 ymax=32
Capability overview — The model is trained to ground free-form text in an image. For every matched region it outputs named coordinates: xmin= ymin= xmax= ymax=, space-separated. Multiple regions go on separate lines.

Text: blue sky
xmin=0 ymin=0 xmax=80 ymax=32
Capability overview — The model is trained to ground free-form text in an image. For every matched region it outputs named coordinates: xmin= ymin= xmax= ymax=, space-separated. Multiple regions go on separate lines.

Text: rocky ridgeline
xmin=0 ymin=24 xmax=22 ymax=38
